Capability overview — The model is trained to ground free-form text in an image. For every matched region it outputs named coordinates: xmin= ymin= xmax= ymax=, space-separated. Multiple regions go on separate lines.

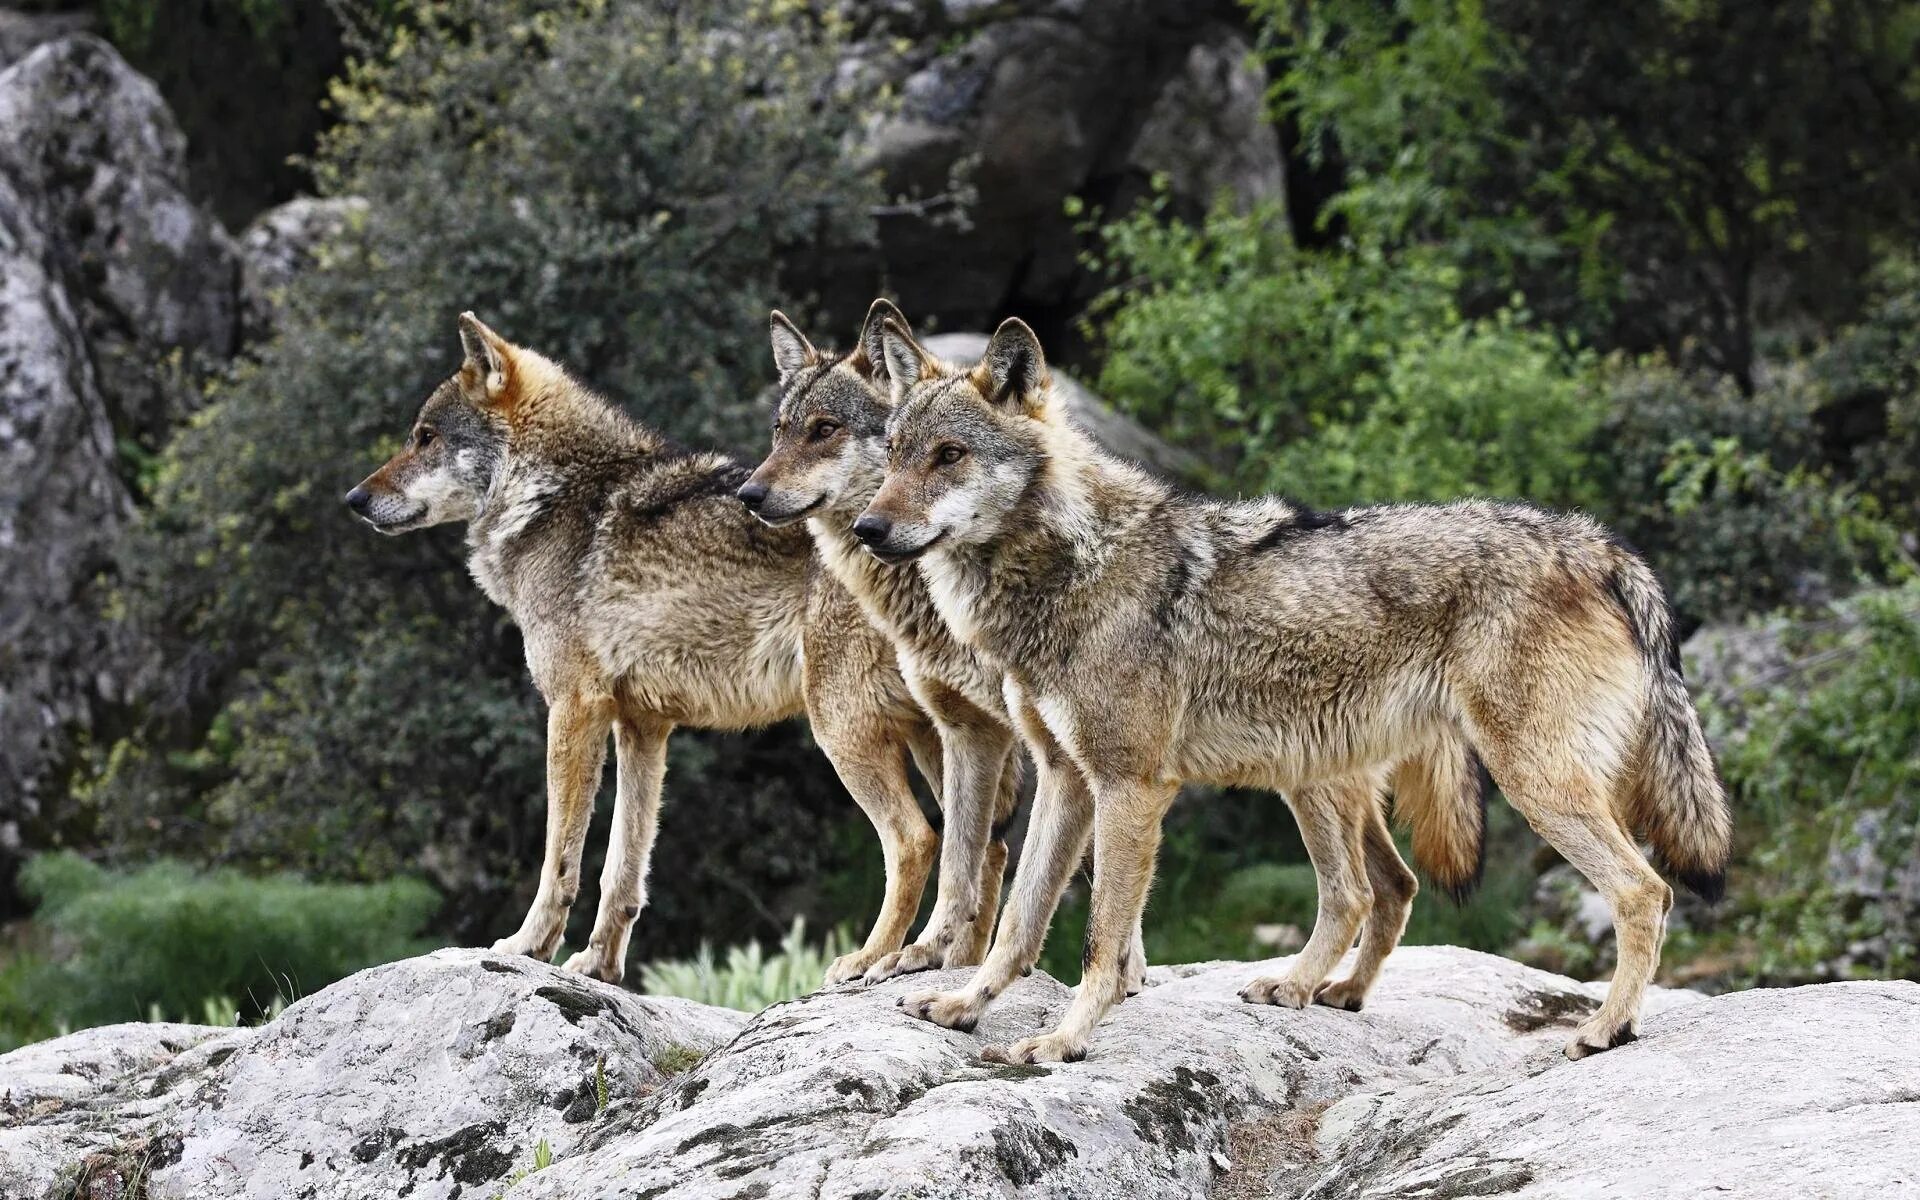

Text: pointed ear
xmin=457 ymin=312 xmax=516 ymax=403
xmin=878 ymin=317 xmax=935 ymax=402
xmin=973 ymin=317 xmax=1049 ymax=413
xmin=768 ymin=311 xmax=819 ymax=377
xmin=857 ymin=298 xmax=909 ymax=384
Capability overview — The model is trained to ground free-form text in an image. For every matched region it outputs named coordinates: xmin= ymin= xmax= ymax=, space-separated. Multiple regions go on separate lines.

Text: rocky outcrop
xmin=833 ymin=1 xmax=1281 ymax=331
xmin=237 ymin=195 xmax=366 ymax=340
xmin=4 ymin=946 xmax=1909 ymax=1200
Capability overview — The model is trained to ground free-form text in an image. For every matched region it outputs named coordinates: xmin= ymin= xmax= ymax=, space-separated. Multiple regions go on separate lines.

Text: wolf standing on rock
xmin=858 ymin=315 xmax=1732 ymax=1065
xmin=344 ymin=314 xmax=954 ymax=985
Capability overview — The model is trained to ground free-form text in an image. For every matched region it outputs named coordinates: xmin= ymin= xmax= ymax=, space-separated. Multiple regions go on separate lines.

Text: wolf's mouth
xmin=868 ymin=528 xmax=946 ymax=565
xmin=753 ymin=493 xmax=827 ymax=527
xmin=358 ymin=502 xmax=430 ymax=535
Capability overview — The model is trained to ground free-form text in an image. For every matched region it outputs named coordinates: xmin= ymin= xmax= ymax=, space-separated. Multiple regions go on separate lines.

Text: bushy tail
xmin=1607 ymin=554 xmax=1733 ymax=902
xmin=1389 ymin=739 xmax=1489 ymax=904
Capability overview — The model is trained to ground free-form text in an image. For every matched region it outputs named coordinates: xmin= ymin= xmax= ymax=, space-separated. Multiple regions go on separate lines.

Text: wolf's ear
xmin=878 ymin=317 xmax=936 ymax=402
xmin=768 ymin=311 xmax=819 ymax=378
xmin=856 ymin=298 xmax=909 ymax=385
xmin=457 ymin=312 xmax=516 ymax=404
xmin=973 ymin=317 xmax=1048 ymax=414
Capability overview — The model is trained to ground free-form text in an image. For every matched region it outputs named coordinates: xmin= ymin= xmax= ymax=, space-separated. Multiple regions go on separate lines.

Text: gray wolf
xmin=345 ymin=313 xmax=945 ymax=984
xmin=857 ymin=316 xmax=1731 ymax=1064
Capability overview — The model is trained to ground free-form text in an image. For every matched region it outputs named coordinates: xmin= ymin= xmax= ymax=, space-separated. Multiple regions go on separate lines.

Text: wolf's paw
xmin=490 ymin=928 xmax=563 ymax=963
xmin=861 ymin=940 xmax=944 ymax=984
xmin=1313 ymin=976 xmax=1370 ymax=1012
xmin=824 ymin=948 xmax=886 ymax=986
xmin=981 ymin=1030 xmax=1087 ymax=1065
xmin=1565 ymin=1014 xmax=1639 ymax=1060
xmin=1239 ymin=974 xmax=1317 ymax=1009
xmin=561 ymin=946 xmax=624 ymax=984
xmin=897 ymin=987 xmax=986 ymax=1034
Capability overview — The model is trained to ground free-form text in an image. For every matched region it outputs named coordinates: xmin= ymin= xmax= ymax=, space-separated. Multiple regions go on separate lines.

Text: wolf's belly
xmin=590 ymin=592 xmax=807 ymax=729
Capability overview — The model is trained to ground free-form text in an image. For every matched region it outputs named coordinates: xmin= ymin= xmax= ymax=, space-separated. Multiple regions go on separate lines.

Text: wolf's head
xmin=854 ymin=316 xmax=1055 ymax=564
xmin=738 ymin=299 xmax=908 ymax=527
xmin=344 ymin=313 xmax=526 ymax=534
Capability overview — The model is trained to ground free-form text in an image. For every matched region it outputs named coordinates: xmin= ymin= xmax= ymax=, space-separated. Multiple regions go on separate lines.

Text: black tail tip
xmin=1437 ymin=875 xmax=1481 ymax=907
xmin=1675 ymin=866 xmax=1727 ymax=905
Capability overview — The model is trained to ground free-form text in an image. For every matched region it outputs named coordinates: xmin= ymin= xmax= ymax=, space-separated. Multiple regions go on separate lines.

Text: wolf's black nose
xmin=344 ymin=486 xmax=372 ymax=513
xmin=852 ymin=514 xmax=892 ymax=546
xmin=736 ymin=481 xmax=769 ymax=511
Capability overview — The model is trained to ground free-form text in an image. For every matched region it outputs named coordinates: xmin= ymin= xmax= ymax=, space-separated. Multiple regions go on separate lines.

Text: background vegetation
xmin=4 ymin=0 xmax=1916 ymax=1046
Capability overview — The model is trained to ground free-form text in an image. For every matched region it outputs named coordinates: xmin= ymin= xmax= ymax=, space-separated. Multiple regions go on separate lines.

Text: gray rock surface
xmin=237 ymin=195 xmax=367 ymax=340
xmin=0 ymin=9 xmax=90 ymax=70
xmin=0 ymin=33 xmax=241 ymax=844
xmin=922 ymin=331 xmax=1205 ymax=480
xmin=34 ymin=946 xmax=1909 ymax=1199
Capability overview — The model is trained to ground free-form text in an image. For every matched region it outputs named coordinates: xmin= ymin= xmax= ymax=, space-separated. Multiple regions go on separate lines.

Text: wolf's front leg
xmin=898 ymin=750 xmax=1092 ymax=1031
xmin=563 ymin=713 xmax=670 ymax=984
xmin=865 ymin=725 xmax=1014 ymax=982
xmin=492 ymin=693 xmax=613 ymax=963
xmin=817 ymin=727 xmax=939 ymax=985
xmin=983 ymin=777 xmax=1176 ymax=1064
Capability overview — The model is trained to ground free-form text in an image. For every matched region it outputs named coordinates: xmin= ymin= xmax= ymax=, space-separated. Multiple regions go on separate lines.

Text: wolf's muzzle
xmin=344 ymin=486 xmax=373 ymax=514
xmin=736 ymin=480 xmax=769 ymax=512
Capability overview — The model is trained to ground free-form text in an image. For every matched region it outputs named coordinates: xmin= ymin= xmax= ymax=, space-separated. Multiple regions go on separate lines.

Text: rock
xmin=0 ymin=945 xmax=1799 ymax=1200
xmin=0 ymin=950 xmax=745 ymax=1200
xmin=0 ymin=35 xmax=241 ymax=440
xmin=237 ymin=196 xmax=367 ymax=340
xmin=1294 ymin=981 xmax=1920 ymax=1199
xmin=0 ymin=34 xmax=242 ymax=854
xmin=921 ymin=331 xmax=1205 ymax=480
xmin=831 ymin=3 xmax=1284 ymax=330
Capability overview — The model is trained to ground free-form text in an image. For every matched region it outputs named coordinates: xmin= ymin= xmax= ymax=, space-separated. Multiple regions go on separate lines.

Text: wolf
xmin=345 ymin=312 xmax=952 ymax=985
xmin=742 ymin=301 xmax=1491 ymax=993
xmin=856 ymin=316 xmax=1732 ymax=1064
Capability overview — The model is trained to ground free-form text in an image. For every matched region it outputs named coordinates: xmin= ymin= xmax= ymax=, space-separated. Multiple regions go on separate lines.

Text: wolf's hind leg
xmin=1497 ymin=765 xmax=1671 ymax=1058
xmin=1240 ymin=778 xmax=1374 ymax=1010
xmin=563 ymin=712 xmax=670 ymax=983
xmin=1314 ymin=793 xmax=1417 ymax=1012
xmin=493 ymin=692 xmax=615 ymax=963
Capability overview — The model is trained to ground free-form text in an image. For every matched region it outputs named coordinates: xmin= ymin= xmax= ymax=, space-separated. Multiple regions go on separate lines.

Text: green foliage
xmin=97 ymin=0 xmax=884 ymax=954
xmin=638 ymin=918 xmax=850 ymax=1011
xmin=0 ymin=853 xmax=439 ymax=1047
xmin=1711 ymin=587 xmax=1920 ymax=983
xmin=1087 ymin=196 xmax=1605 ymax=511
xmin=1256 ymin=0 xmax=1920 ymax=388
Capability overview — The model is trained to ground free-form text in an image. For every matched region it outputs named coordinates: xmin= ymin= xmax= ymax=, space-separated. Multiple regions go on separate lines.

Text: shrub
xmin=95 ymin=0 xmax=885 ymax=956
xmin=3 ymin=852 xmax=440 ymax=1039
xmin=1085 ymin=196 xmax=1606 ymax=512
xmin=638 ymin=918 xmax=850 ymax=1012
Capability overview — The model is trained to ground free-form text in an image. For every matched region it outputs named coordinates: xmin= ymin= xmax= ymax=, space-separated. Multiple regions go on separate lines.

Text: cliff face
xmin=3 ymin=945 xmax=1913 ymax=1199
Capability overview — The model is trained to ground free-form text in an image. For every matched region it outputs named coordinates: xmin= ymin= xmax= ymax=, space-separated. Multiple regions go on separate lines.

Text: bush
xmin=94 ymin=0 xmax=886 ymax=956
xmin=0 ymin=852 xmax=440 ymax=1045
xmin=1085 ymin=197 xmax=1606 ymax=512
xmin=638 ymin=918 xmax=850 ymax=1012
xmin=1709 ymin=586 xmax=1920 ymax=984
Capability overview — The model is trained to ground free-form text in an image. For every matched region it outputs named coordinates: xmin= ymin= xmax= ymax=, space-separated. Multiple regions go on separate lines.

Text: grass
xmin=637 ymin=917 xmax=850 ymax=1011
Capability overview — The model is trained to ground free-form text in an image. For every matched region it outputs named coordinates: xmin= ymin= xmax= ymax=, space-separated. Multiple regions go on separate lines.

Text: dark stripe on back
xmin=629 ymin=461 xmax=751 ymax=524
xmin=1249 ymin=502 xmax=1348 ymax=553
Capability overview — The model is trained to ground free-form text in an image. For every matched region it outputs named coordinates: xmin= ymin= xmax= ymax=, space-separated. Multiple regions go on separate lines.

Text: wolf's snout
xmin=852 ymin=514 xmax=892 ymax=546
xmin=344 ymin=486 xmax=372 ymax=514
xmin=736 ymin=480 xmax=770 ymax=511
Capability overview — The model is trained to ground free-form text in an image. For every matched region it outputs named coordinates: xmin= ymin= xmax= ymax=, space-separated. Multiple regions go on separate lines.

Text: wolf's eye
xmin=415 ymin=427 xmax=436 ymax=450
xmin=810 ymin=420 xmax=840 ymax=442
xmin=936 ymin=443 xmax=966 ymax=466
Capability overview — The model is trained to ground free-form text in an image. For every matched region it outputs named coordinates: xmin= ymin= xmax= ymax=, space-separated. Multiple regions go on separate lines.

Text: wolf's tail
xmin=1389 ymin=739 xmax=1488 ymax=903
xmin=1607 ymin=553 xmax=1733 ymax=902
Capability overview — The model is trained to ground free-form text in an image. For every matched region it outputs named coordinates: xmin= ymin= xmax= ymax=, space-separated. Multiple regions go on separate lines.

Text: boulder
xmin=0 ymin=33 xmax=242 ymax=854
xmin=0 ymin=9 xmax=91 ymax=70
xmin=237 ymin=195 xmax=367 ymax=340
xmin=12 ymin=946 xmax=1911 ymax=1200
xmin=831 ymin=3 xmax=1283 ymax=330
